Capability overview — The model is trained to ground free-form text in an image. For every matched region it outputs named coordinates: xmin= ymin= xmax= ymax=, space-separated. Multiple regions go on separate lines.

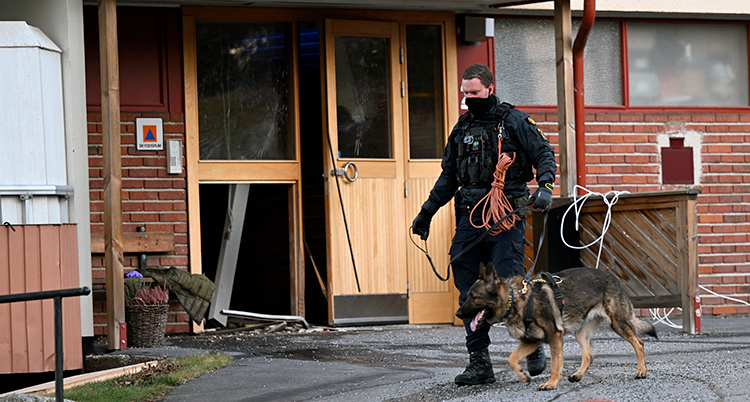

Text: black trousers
xmin=450 ymin=214 xmax=526 ymax=353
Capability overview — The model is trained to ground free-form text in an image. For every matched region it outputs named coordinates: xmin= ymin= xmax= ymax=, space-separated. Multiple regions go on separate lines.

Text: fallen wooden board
xmin=221 ymin=309 xmax=311 ymax=329
xmin=0 ymin=360 xmax=159 ymax=398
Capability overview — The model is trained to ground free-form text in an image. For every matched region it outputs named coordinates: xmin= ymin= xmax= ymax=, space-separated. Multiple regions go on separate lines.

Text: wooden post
xmin=678 ymin=197 xmax=699 ymax=334
xmin=554 ymin=0 xmax=576 ymax=198
xmin=98 ymin=0 xmax=125 ymax=350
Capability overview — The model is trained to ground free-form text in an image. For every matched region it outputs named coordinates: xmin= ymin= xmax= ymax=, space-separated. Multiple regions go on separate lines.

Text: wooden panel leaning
xmin=577 ymin=189 xmax=700 ymax=334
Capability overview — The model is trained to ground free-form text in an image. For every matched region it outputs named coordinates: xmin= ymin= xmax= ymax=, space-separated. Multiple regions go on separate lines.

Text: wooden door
xmin=324 ymin=19 xmax=408 ymax=325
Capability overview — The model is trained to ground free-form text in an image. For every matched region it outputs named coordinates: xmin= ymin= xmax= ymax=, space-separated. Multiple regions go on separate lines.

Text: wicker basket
xmin=125 ymin=304 xmax=168 ymax=348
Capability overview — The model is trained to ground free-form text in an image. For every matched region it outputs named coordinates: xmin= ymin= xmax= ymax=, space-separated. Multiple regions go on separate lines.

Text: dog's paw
xmin=520 ymin=373 xmax=531 ymax=385
xmin=537 ymin=382 xmax=557 ymax=391
xmin=568 ymin=374 xmax=582 ymax=383
xmin=635 ymin=371 xmax=647 ymax=379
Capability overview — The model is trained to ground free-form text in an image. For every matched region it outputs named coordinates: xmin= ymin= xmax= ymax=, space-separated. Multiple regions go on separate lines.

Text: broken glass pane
xmin=335 ymin=35 xmax=392 ymax=159
xmin=196 ymin=22 xmax=294 ymax=160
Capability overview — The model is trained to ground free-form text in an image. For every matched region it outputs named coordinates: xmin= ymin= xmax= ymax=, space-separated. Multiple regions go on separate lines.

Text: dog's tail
xmin=635 ymin=318 xmax=658 ymax=339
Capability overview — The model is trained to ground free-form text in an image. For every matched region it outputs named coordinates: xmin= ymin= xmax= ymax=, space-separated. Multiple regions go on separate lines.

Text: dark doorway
xmin=198 ymin=22 xmax=329 ymax=327
xmin=200 ymin=183 xmax=291 ymax=325
xmin=299 ymin=22 xmax=329 ymax=325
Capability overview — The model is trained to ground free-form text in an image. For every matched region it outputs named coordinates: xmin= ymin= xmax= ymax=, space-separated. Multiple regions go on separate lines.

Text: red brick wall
xmin=84 ymin=5 xmax=188 ymax=337
xmin=87 ymin=111 xmax=190 ymax=335
xmin=530 ymin=111 xmax=750 ymax=317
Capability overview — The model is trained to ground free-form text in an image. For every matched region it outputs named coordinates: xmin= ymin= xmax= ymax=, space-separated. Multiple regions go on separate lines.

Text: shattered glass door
xmin=196 ymin=22 xmax=294 ymax=160
xmin=334 ymin=36 xmax=392 ymax=158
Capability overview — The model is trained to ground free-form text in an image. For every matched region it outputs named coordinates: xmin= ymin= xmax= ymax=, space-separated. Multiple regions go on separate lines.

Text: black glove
xmin=412 ymin=208 xmax=434 ymax=240
xmin=531 ymin=182 xmax=554 ymax=213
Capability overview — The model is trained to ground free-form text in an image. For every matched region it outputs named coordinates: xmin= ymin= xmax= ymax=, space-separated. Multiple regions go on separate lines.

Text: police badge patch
xmin=526 ymin=117 xmax=549 ymax=142
xmin=537 ymin=127 xmax=548 ymax=142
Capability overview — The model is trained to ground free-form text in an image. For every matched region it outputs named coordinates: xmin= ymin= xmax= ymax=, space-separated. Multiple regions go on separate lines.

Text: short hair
xmin=462 ymin=64 xmax=494 ymax=88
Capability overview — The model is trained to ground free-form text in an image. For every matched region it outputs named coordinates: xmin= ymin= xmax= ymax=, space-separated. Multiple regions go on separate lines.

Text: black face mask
xmin=465 ymin=96 xmax=495 ymax=116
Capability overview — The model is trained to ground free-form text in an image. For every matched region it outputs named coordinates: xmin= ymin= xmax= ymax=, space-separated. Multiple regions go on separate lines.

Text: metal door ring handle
xmin=343 ymin=161 xmax=358 ymax=182
xmin=331 ymin=161 xmax=358 ymax=182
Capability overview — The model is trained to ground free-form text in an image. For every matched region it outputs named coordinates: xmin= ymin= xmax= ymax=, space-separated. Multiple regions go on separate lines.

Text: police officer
xmin=412 ymin=64 xmax=556 ymax=386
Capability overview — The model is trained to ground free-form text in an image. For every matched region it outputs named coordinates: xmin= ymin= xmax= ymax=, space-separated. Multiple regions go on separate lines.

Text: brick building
xmin=1 ymin=1 xmax=749 ymax=363
xmin=495 ymin=2 xmax=750 ymax=316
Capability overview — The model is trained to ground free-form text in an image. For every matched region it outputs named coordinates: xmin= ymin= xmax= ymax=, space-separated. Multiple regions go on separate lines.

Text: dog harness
xmin=523 ymin=272 xmax=565 ymax=330
xmin=503 ymin=283 xmax=515 ymax=320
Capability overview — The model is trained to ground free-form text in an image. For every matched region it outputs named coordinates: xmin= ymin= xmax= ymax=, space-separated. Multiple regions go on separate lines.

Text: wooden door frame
xmin=182 ymin=11 xmax=304 ymax=332
xmin=182 ymin=6 xmax=458 ymax=329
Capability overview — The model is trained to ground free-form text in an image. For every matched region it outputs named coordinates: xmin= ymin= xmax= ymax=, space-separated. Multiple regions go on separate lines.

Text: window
xmin=494 ymin=17 xmax=750 ymax=109
xmin=195 ymin=22 xmax=294 ymax=160
xmin=334 ymin=35 xmax=392 ymax=158
xmin=494 ymin=18 xmax=622 ymax=106
xmin=406 ymin=25 xmax=445 ymax=159
xmin=627 ymin=22 xmax=749 ymax=107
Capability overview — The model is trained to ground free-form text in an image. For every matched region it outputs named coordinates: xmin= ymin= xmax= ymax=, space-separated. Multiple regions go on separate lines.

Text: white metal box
xmin=0 ymin=22 xmax=69 ymax=224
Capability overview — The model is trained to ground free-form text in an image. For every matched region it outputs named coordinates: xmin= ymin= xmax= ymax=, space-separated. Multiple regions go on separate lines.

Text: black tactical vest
xmin=455 ymin=103 xmax=533 ymax=188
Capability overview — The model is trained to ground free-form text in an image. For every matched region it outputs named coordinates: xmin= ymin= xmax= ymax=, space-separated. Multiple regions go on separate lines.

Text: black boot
xmin=454 ymin=348 xmax=496 ymax=386
xmin=526 ymin=345 xmax=546 ymax=376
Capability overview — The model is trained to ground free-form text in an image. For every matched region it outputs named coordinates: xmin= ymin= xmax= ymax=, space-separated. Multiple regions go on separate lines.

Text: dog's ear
xmin=484 ymin=262 xmax=498 ymax=283
xmin=479 ymin=262 xmax=487 ymax=279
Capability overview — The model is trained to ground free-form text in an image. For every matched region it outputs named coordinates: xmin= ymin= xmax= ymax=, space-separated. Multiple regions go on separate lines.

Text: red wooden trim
xmin=39 ymin=226 xmax=60 ymax=372
xmin=623 ymin=16 xmax=749 ymax=26
xmin=9 ymin=228 xmax=28 ymax=373
xmin=495 ymin=16 xmax=750 ymax=113
xmin=747 ymin=24 xmax=750 ymax=107
xmin=60 ymin=225 xmax=82 ymax=371
xmin=0 ymin=225 xmax=83 ymax=374
xmin=0 ymin=228 xmax=10 ymax=373
xmin=167 ymin=11 xmax=185 ymax=116
xmin=85 ymin=6 xmax=183 ymax=113
xmin=518 ymin=104 xmax=750 ymax=114
xmin=621 ymin=21 xmax=629 ymax=109
xmin=23 ymin=226 xmax=43 ymax=372
xmin=155 ymin=10 xmax=170 ymax=111
xmin=488 ymin=36 xmax=496 ymax=81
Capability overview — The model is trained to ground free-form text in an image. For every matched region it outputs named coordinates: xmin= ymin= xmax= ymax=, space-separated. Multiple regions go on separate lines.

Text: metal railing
xmin=0 ymin=287 xmax=91 ymax=402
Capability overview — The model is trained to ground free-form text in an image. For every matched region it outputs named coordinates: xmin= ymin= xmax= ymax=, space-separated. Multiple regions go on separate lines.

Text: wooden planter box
xmin=0 ymin=224 xmax=83 ymax=373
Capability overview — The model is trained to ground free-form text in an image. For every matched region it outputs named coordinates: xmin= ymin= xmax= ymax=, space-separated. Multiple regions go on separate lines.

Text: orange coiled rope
xmin=469 ymin=134 xmax=518 ymax=235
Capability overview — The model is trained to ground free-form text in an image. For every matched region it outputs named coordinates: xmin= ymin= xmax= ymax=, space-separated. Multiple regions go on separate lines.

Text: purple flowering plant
xmin=124 ymin=270 xmax=169 ymax=306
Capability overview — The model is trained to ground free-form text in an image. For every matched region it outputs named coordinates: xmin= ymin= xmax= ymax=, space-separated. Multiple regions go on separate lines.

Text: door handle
xmin=331 ymin=161 xmax=358 ymax=182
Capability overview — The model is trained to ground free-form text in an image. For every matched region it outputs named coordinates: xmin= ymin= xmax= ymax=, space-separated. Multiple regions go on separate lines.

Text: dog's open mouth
xmin=470 ymin=309 xmax=488 ymax=332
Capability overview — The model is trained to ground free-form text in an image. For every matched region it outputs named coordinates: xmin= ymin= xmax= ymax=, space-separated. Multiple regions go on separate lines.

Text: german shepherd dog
xmin=456 ymin=263 xmax=657 ymax=390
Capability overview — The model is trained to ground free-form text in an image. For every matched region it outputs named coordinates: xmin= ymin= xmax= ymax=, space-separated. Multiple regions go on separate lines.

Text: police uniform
xmin=419 ymin=95 xmax=556 ymax=353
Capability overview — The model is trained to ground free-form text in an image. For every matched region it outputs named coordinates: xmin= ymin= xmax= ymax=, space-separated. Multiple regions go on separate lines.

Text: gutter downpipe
xmin=573 ymin=0 xmax=596 ymax=195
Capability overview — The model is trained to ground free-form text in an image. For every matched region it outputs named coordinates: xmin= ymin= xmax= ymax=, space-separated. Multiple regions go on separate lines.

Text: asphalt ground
xmin=112 ymin=315 xmax=750 ymax=402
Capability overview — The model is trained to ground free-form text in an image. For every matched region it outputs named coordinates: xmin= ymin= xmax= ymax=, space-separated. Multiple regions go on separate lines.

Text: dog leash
xmin=410 ymin=198 xmax=543 ymax=282
xmin=522 ymin=211 xmax=548 ymax=286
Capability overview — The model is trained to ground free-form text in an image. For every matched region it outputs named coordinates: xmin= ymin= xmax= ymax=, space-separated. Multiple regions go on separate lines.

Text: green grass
xmin=52 ymin=353 xmax=232 ymax=402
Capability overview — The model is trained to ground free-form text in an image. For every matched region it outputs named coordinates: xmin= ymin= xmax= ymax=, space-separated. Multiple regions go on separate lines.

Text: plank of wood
xmin=91 ymin=232 xmax=175 ymax=254
xmin=631 ymin=295 xmax=682 ymax=309
xmin=678 ymin=198 xmax=699 ymax=334
xmin=99 ymin=0 xmax=125 ymax=351
xmin=0 ymin=228 xmax=11 ymax=373
xmin=554 ymin=0 xmax=576 ymax=197
xmin=0 ymin=360 xmax=159 ymax=398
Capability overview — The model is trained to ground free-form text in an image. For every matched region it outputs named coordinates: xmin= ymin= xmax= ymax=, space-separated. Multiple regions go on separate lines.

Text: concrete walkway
xmin=113 ymin=315 xmax=750 ymax=402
